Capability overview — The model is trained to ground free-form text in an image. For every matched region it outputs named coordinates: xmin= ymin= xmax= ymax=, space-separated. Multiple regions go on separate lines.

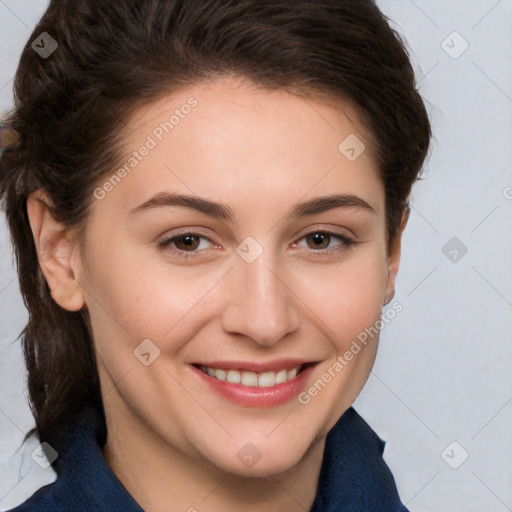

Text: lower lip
xmin=190 ymin=365 xmax=316 ymax=407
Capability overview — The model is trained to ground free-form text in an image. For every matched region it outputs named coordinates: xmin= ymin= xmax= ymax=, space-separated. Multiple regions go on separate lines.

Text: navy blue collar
xmin=10 ymin=406 xmax=408 ymax=511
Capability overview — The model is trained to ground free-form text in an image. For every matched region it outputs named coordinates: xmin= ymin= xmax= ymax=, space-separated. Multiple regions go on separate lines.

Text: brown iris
xmin=174 ymin=234 xmax=201 ymax=251
xmin=305 ymin=232 xmax=331 ymax=250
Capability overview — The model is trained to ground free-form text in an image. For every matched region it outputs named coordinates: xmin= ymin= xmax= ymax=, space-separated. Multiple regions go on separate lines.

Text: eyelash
xmin=156 ymin=230 xmax=356 ymax=259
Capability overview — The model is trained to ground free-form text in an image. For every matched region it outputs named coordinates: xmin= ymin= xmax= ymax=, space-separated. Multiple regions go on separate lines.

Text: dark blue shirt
xmin=8 ymin=406 xmax=409 ymax=511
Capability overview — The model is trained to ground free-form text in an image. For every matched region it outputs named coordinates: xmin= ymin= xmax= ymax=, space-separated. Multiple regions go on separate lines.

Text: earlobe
xmin=26 ymin=189 xmax=85 ymax=311
xmin=383 ymin=208 xmax=410 ymax=305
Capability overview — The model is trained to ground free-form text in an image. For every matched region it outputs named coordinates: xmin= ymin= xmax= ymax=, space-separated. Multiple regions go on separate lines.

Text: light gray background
xmin=0 ymin=1 xmax=511 ymax=510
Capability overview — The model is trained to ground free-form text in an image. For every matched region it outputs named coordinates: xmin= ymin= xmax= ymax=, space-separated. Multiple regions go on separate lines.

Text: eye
xmin=156 ymin=229 xmax=355 ymax=260
xmin=293 ymin=230 xmax=355 ymax=254
xmin=157 ymin=231 xmax=218 ymax=257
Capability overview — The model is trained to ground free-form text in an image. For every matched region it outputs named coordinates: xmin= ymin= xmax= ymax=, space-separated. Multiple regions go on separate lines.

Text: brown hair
xmin=0 ymin=0 xmax=431 ymax=456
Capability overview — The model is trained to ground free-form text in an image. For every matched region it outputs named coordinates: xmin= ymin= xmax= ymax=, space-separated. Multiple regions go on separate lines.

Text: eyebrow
xmin=129 ymin=192 xmax=375 ymax=220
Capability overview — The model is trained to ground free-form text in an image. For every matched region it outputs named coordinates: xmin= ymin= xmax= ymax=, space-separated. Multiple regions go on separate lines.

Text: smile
xmin=191 ymin=361 xmax=317 ymax=407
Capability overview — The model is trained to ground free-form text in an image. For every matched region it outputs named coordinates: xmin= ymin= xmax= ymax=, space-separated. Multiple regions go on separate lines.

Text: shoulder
xmin=6 ymin=482 xmax=66 ymax=512
xmin=311 ymin=407 xmax=410 ymax=512
xmin=6 ymin=466 xmax=142 ymax=512
xmin=6 ymin=407 xmax=143 ymax=512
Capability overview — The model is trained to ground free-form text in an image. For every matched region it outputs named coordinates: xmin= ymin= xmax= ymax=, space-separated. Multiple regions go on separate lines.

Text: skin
xmin=27 ymin=76 xmax=407 ymax=512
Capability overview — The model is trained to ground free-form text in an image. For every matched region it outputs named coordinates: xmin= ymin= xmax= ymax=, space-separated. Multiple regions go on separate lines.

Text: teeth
xmin=241 ymin=371 xmax=258 ymax=386
xmin=287 ymin=367 xmax=298 ymax=380
xmin=226 ymin=370 xmax=241 ymax=384
xmin=214 ymin=369 xmax=226 ymax=381
xmin=275 ymin=369 xmax=287 ymax=384
xmin=200 ymin=365 xmax=302 ymax=387
xmin=258 ymin=372 xmax=275 ymax=387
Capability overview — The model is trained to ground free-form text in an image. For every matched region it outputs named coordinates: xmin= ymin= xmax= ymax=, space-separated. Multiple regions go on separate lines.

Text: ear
xmin=26 ymin=189 xmax=85 ymax=311
xmin=383 ymin=208 xmax=409 ymax=305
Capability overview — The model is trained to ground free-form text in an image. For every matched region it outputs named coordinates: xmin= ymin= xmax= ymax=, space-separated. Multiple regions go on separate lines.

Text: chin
xmin=201 ymin=429 xmax=324 ymax=479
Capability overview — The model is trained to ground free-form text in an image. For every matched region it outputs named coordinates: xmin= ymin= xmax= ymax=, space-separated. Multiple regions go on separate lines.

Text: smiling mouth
xmin=195 ymin=363 xmax=314 ymax=388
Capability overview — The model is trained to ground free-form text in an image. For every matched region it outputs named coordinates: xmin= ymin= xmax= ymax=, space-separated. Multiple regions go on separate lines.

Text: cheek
xmin=81 ymin=240 xmax=224 ymax=357
xmin=293 ymin=250 xmax=389 ymax=430
xmin=293 ymin=248 xmax=389 ymax=346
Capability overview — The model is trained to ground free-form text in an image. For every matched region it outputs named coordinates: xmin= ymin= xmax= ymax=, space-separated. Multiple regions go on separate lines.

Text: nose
xmin=221 ymin=254 xmax=301 ymax=347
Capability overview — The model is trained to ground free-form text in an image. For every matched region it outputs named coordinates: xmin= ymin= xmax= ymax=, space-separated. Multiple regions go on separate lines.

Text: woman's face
xmin=72 ymin=77 xmax=401 ymax=477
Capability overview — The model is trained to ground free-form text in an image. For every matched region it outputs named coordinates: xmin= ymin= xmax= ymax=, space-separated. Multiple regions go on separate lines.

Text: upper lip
xmin=191 ymin=358 xmax=318 ymax=373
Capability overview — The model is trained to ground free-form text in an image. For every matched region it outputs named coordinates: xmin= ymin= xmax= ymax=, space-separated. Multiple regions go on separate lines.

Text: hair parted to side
xmin=0 ymin=0 xmax=431 ymax=458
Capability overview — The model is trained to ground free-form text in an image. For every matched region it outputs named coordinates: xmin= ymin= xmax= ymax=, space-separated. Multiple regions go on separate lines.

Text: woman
xmin=0 ymin=0 xmax=431 ymax=510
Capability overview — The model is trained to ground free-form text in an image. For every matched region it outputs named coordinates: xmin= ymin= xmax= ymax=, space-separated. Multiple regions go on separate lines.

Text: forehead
xmin=103 ymin=77 xmax=384 ymax=217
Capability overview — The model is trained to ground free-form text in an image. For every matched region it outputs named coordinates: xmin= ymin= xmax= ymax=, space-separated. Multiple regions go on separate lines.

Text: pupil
xmin=309 ymin=232 xmax=329 ymax=249
xmin=178 ymin=235 xmax=198 ymax=250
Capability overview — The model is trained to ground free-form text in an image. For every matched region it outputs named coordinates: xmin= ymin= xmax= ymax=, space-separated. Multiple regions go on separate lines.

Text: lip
xmin=189 ymin=361 xmax=318 ymax=408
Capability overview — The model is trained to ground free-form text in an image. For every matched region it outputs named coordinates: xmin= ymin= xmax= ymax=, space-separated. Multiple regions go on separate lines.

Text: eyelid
xmin=292 ymin=223 xmax=356 ymax=243
xmin=291 ymin=229 xmax=355 ymax=252
xmin=156 ymin=229 xmax=219 ymax=252
xmin=157 ymin=226 xmax=216 ymax=241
